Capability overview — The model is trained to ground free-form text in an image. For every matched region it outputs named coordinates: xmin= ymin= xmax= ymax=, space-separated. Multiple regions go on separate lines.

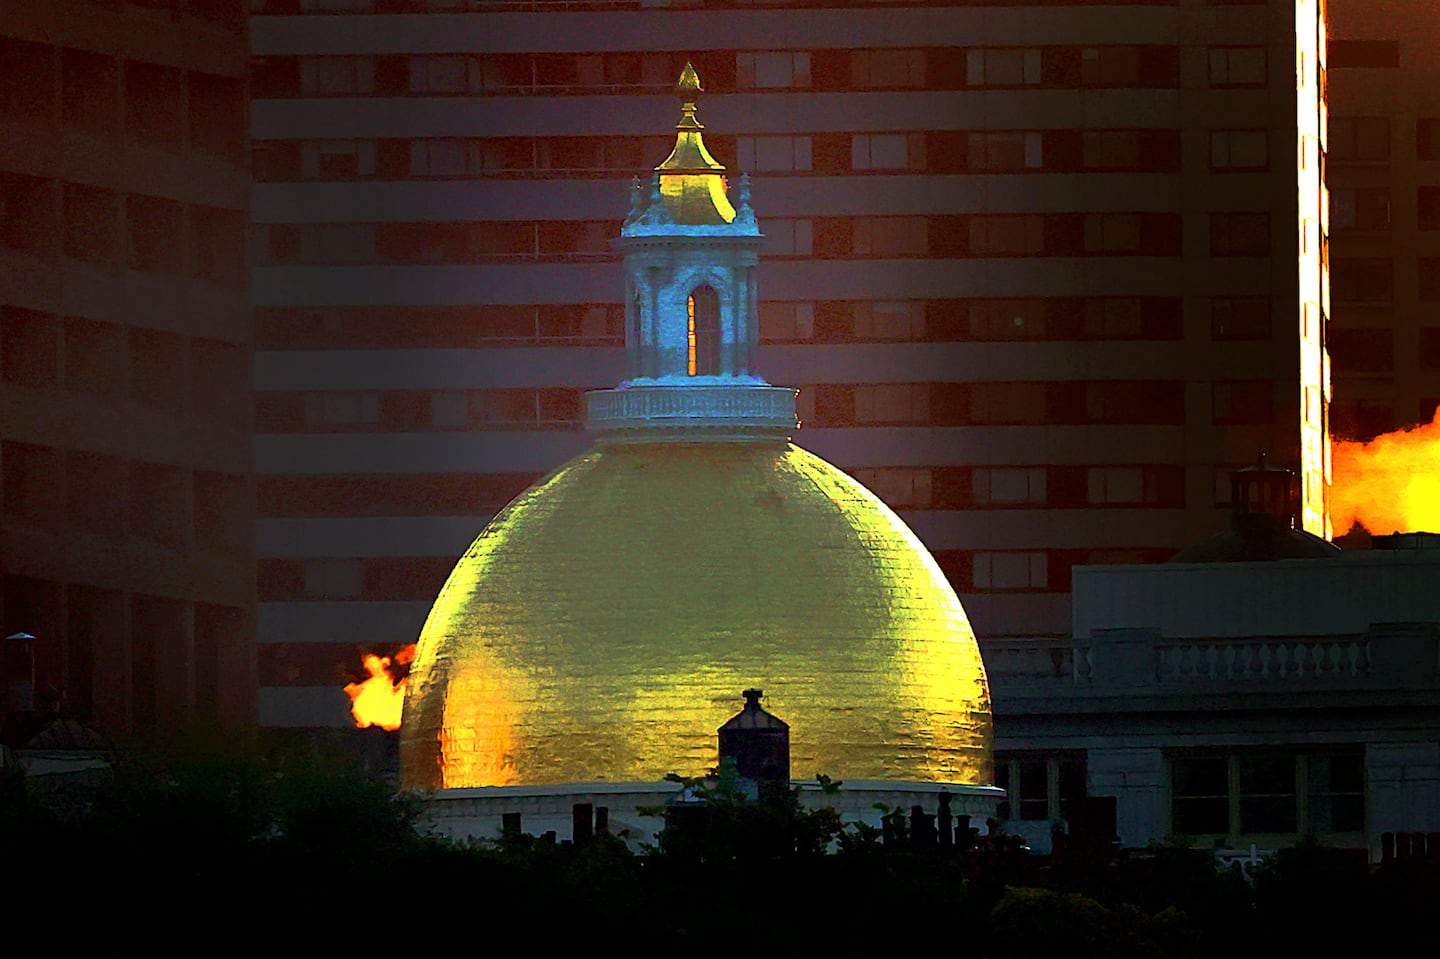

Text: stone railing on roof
xmin=986 ymin=623 xmax=1439 ymax=700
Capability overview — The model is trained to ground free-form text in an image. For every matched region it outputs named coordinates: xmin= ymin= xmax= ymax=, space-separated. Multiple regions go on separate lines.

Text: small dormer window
xmin=687 ymin=285 xmax=720 ymax=376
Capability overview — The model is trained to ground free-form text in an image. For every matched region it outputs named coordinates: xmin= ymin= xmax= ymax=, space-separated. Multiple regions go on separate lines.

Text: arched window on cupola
xmin=687 ymin=285 xmax=721 ymax=376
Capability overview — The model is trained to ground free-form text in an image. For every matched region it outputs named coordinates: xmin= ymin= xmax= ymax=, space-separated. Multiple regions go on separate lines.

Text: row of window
xmin=256 ymin=472 xmax=538 ymax=517
xmin=1325 ymin=115 xmax=1440 ymax=164
xmin=1 ymin=440 xmax=249 ymax=555
xmin=1329 ymin=327 xmax=1440 ymax=375
xmin=1328 ymin=39 xmax=1400 ymax=70
xmin=803 ymin=380 xmax=1268 ymax=427
xmin=255 ymin=297 xmax=1274 ymax=350
xmin=0 ymin=38 xmax=247 ymax=161
xmin=996 ymin=749 xmax=1366 ymax=840
xmin=1171 ymin=751 xmax=1365 ymax=838
xmin=1332 ymin=398 xmax=1440 ymax=444
xmin=5 ymin=578 xmax=248 ymax=737
xmin=994 ymin=755 xmax=1087 ymax=823
xmin=255 ymin=128 xmax=1244 ymax=180
xmin=1329 ymin=186 xmax=1440 ymax=232
xmin=259 ymin=545 xmax=1177 ymax=604
xmin=254 ymin=462 xmax=1281 ymax=520
xmin=254 ymin=0 xmax=1213 ymax=15
xmin=1332 ymin=257 xmax=1440 ymax=304
xmin=253 ymin=45 xmax=1239 ymax=98
xmin=260 ymin=379 xmax=1271 ymax=431
xmin=0 ymin=307 xmax=249 ymax=426
xmin=253 ymin=213 xmax=1277 ymax=265
xmin=0 ymin=172 xmax=246 ymax=287
xmin=858 ymin=465 xmax=1189 ymax=509
xmin=89 ymin=0 xmax=245 ymax=29
xmin=769 ymin=297 xmax=1190 ymax=343
xmin=1331 ymin=188 xmax=1391 ymax=232
xmin=1329 ymin=116 xmax=1390 ymax=162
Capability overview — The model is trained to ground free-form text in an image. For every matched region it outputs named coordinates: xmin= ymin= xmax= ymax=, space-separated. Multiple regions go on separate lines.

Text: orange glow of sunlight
xmin=687 ymin=294 xmax=697 ymax=376
xmin=1331 ymin=409 xmax=1440 ymax=536
xmin=343 ymin=644 xmax=416 ymax=731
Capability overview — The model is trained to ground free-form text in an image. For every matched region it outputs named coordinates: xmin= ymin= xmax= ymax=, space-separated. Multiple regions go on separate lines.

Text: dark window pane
xmin=1328 ymin=40 xmax=1400 ymax=69
xmin=1419 ymin=187 xmax=1440 ymax=230
xmin=1174 ymin=756 xmax=1227 ymax=797
xmin=1018 ymin=760 xmax=1048 ymax=820
xmin=1174 ymin=798 xmax=1228 ymax=835
xmin=1332 ymin=188 xmax=1391 ymax=231
xmin=1330 ymin=328 xmax=1395 ymax=373
xmin=1239 ymin=755 xmax=1295 ymax=795
xmin=1212 ymin=296 xmax=1271 ymax=339
xmin=1420 ymin=259 xmax=1440 ymax=301
xmin=1331 ymin=258 xmax=1393 ymax=302
xmin=1309 ymin=754 xmax=1365 ymax=794
xmin=1210 ymin=212 xmax=1270 ymax=255
xmin=1311 ymin=795 xmax=1366 ymax=833
xmin=1058 ymin=759 xmax=1087 ymax=819
xmin=1238 ymin=756 xmax=1297 ymax=833
xmin=1419 ymin=119 xmax=1440 ymax=161
xmin=1240 ymin=796 xmax=1297 ymax=834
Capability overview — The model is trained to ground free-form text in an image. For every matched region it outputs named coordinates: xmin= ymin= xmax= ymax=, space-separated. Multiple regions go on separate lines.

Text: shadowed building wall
xmin=0 ymin=0 xmax=255 ymax=736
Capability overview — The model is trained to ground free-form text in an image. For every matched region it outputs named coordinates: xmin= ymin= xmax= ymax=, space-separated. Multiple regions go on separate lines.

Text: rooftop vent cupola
xmin=1231 ymin=453 xmax=1300 ymax=533
xmin=586 ymin=63 xmax=797 ymax=443
xmin=1171 ymin=455 xmax=1341 ymax=563
xmin=717 ymin=688 xmax=790 ymax=789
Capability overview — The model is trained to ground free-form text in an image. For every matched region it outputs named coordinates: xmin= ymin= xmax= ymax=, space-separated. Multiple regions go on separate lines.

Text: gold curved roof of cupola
xmin=655 ymin=62 xmax=736 ymax=225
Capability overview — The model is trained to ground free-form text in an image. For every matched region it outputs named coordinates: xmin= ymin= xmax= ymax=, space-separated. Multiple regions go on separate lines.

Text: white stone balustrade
xmin=1156 ymin=637 xmax=1371 ymax=682
xmin=982 ymin=641 xmax=1094 ymax=683
xmin=985 ymin=633 xmax=1427 ymax=696
xmin=586 ymin=384 xmax=797 ymax=437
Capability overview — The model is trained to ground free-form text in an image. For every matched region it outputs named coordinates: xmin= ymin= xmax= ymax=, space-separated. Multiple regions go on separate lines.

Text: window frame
xmin=1169 ymin=750 xmax=1365 ymax=844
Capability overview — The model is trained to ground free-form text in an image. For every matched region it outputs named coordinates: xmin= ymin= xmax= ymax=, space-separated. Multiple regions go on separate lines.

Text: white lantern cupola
xmin=585 ymin=63 xmax=797 ymax=444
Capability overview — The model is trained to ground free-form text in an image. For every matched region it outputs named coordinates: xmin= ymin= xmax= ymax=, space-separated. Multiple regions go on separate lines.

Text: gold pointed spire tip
xmin=678 ymin=62 xmax=702 ymax=101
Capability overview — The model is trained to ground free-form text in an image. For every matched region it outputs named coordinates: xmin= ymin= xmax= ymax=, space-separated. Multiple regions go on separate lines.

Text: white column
xmin=1088 ymin=747 xmax=1167 ymax=848
xmin=1367 ymin=742 xmax=1440 ymax=859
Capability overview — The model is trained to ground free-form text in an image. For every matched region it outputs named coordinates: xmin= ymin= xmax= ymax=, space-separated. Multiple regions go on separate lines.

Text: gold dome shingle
xmin=401 ymin=442 xmax=992 ymax=790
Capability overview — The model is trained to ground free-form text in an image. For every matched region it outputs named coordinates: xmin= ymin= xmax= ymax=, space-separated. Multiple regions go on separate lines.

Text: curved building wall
xmin=0 ymin=1 xmax=254 ymax=736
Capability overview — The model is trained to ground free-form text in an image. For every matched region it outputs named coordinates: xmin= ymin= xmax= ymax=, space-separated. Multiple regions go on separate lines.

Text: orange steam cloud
xmin=343 ymin=644 xmax=416 ymax=731
xmin=1331 ymin=409 xmax=1440 ymax=536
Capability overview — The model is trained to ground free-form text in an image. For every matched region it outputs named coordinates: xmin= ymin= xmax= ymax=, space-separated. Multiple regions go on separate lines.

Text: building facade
xmin=991 ymin=540 xmax=1440 ymax=859
xmin=0 ymin=0 xmax=255 ymax=738
xmin=1326 ymin=0 xmax=1440 ymax=443
xmin=248 ymin=0 xmax=1328 ymax=730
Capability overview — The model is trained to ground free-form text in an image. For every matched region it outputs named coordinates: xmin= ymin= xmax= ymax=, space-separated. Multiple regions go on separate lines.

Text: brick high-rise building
xmin=0 ymin=0 xmax=254 ymax=738
xmin=1327 ymin=0 xmax=1440 ymax=445
xmin=247 ymin=0 xmax=1327 ymax=730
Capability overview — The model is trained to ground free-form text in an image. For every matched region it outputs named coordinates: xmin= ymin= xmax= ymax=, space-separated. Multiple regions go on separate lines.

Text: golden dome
xmin=400 ymin=441 xmax=992 ymax=790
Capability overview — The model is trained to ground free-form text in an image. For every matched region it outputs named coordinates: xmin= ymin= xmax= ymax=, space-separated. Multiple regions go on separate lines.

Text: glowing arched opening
xmin=687 ymin=285 xmax=720 ymax=376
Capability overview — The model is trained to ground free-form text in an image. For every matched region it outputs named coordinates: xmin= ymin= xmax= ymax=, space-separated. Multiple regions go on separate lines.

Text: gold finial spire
xmin=652 ymin=61 xmax=734 ymax=224
xmin=657 ymin=62 xmax=726 ymax=176
xmin=676 ymin=61 xmax=703 ymax=131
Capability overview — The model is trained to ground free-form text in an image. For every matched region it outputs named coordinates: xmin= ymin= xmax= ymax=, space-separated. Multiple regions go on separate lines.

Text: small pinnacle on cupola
xmin=734 ymin=172 xmax=757 ymax=228
xmin=624 ymin=176 xmax=644 ymax=226
xmin=636 ymin=171 xmax=671 ymax=226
